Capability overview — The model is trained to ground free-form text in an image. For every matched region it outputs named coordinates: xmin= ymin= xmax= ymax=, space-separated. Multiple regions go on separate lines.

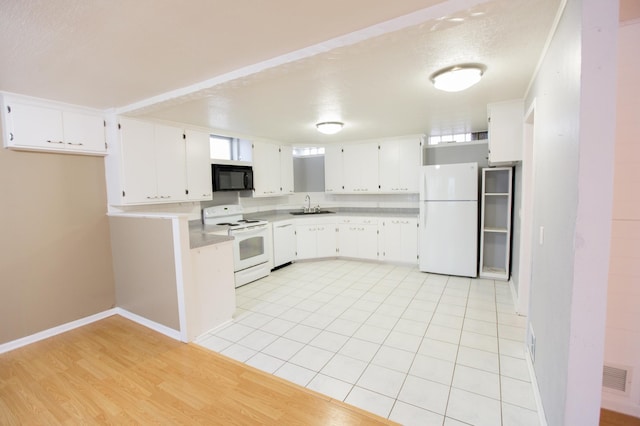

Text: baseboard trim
xmin=525 ymin=349 xmax=548 ymax=426
xmin=0 ymin=309 xmax=118 ymax=355
xmin=114 ymin=308 xmax=182 ymax=341
xmin=601 ymin=393 xmax=640 ymax=419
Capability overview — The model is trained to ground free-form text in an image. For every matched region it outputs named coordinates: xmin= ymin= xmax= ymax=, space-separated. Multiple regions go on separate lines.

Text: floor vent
xmin=602 ymin=364 xmax=631 ymax=395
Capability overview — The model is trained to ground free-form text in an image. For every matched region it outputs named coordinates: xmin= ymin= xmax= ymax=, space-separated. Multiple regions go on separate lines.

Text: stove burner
xmin=217 ymin=222 xmax=239 ymax=226
xmin=238 ymin=219 xmax=260 ymax=223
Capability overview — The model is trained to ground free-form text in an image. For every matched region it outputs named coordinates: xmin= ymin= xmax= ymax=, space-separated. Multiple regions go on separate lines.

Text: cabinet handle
xmin=46 ymin=140 xmax=64 ymax=144
xmin=67 ymin=141 xmax=84 ymax=146
xmin=159 ymin=195 xmax=171 ymax=199
xmin=9 ymin=132 xmax=13 ymax=141
xmin=146 ymin=196 xmax=159 ymax=199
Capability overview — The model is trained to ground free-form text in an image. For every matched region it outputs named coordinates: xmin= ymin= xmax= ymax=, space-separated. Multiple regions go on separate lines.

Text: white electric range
xmin=202 ymin=205 xmax=270 ymax=287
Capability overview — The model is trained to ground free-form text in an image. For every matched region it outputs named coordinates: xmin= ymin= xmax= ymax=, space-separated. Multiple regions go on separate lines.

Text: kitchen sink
xmin=289 ymin=210 xmax=335 ymax=215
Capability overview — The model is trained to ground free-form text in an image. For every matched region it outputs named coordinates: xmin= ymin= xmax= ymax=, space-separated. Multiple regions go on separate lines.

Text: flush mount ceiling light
xmin=316 ymin=121 xmax=344 ymax=135
xmin=430 ymin=64 xmax=486 ymax=92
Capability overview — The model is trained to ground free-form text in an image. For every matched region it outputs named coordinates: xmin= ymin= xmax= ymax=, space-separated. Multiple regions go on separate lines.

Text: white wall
xmin=524 ymin=1 xmax=617 ymax=425
xmin=602 ymin=18 xmax=640 ymax=418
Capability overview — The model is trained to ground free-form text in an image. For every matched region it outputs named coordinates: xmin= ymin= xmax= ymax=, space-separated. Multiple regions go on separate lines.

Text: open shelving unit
xmin=479 ymin=167 xmax=513 ymax=280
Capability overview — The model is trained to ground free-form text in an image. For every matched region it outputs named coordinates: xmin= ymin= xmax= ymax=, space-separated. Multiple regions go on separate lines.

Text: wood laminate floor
xmin=0 ymin=315 xmax=397 ymax=425
xmin=600 ymin=409 xmax=640 ymax=426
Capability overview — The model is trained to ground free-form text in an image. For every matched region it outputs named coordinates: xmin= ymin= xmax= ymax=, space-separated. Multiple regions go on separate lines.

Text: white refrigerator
xmin=419 ymin=162 xmax=478 ymax=278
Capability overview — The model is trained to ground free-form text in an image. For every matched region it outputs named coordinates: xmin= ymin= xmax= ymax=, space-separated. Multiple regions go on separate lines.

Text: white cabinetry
xmin=338 ymin=217 xmax=378 ymax=260
xmin=272 ymin=220 xmax=296 ymax=267
xmin=117 ymin=117 xmax=186 ymax=204
xmin=296 ymin=218 xmax=336 ymax=260
xmin=479 ymin=167 xmax=513 ymax=280
xmin=487 ymin=99 xmax=524 ymax=165
xmin=378 ymin=137 xmax=422 ymax=193
xmin=190 ymin=241 xmax=236 ymax=339
xmin=185 ymin=129 xmax=213 ymax=201
xmin=280 ymin=145 xmax=295 ymax=194
xmin=343 ymin=142 xmax=379 ymax=193
xmin=1 ymin=94 xmax=106 ymax=155
xmin=324 ymin=144 xmax=344 ymax=193
xmin=380 ymin=217 xmax=418 ymax=264
xmin=252 ymin=140 xmax=294 ymax=196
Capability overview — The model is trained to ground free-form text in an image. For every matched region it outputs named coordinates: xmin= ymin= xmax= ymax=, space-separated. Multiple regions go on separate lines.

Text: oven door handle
xmin=230 ymin=225 xmax=268 ymax=236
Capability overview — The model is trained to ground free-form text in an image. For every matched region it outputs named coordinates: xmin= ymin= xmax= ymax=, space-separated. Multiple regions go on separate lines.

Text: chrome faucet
xmin=305 ymin=194 xmax=311 ymax=212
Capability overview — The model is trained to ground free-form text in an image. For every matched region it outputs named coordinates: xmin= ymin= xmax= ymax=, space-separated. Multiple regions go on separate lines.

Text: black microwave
xmin=212 ymin=164 xmax=254 ymax=192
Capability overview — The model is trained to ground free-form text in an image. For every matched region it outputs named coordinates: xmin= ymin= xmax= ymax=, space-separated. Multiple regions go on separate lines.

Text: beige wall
xmin=0 ymin=144 xmax=115 ymax=344
xmin=109 ymin=216 xmax=181 ymax=331
xmin=602 ymin=18 xmax=640 ymax=417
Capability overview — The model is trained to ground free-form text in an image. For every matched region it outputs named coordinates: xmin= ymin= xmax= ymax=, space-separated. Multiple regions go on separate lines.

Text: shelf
xmin=481 ymin=266 xmax=508 ymax=280
xmin=483 ymin=227 xmax=508 ymax=233
xmin=479 ymin=167 xmax=513 ymax=282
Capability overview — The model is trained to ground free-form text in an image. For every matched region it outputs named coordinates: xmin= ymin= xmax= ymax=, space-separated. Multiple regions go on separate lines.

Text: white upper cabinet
xmin=280 ymin=145 xmax=294 ymax=195
xmin=185 ymin=129 xmax=212 ymax=201
xmin=252 ymin=140 xmax=293 ymax=197
xmin=378 ymin=136 xmax=422 ymax=193
xmin=324 ymin=144 xmax=344 ymax=193
xmin=119 ymin=118 xmax=157 ymax=203
xmin=1 ymin=93 xmax=106 ymax=155
xmin=117 ymin=117 xmax=187 ymax=205
xmin=154 ymin=124 xmax=187 ymax=201
xmin=343 ymin=142 xmax=379 ymax=193
xmin=487 ymin=99 xmax=524 ymax=165
xmin=323 ymin=135 xmax=423 ymax=194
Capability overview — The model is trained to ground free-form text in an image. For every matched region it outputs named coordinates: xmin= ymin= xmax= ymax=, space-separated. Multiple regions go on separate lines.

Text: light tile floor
xmin=197 ymin=259 xmax=539 ymax=426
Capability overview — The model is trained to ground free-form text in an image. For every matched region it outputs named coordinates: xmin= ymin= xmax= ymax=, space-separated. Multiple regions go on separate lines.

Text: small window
xmin=210 ymin=135 xmax=233 ymax=160
xmin=210 ymin=134 xmax=253 ymax=161
xmin=293 ymin=146 xmax=325 ymax=157
xmin=428 ymin=132 xmax=487 ymax=145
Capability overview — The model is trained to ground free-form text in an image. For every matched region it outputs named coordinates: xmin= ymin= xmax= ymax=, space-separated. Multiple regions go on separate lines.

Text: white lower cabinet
xmin=380 ymin=217 xmax=418 ymax=264
xmin=190 ymin=241 xmax=236 ymax=339
xmin=338 ymin=217 xmax=378 ymax=261
xmin=295 ymin=219 xmax=337 ymax=260
xmin=272 ymin=220 xmax=296 ymax=267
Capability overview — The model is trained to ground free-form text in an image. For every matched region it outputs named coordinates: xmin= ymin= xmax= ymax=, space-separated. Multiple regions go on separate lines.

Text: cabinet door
xmin=190 ymin=241 xmax=236 ymax=339
xmin=185 ymin=129 xmax=213 ymax=201
xmin=119 ymin=118 xmax=157 ymax=203
xmin=316 ymin=224 xmax=337 ymax=258
xmin=397 ymin=139 xmax=421 ymax=193
xmin=273 ymin=222 xmax=296 ymax=266
xmin=279 ymin=145 xmax=294 ymax=194
xmin=343 ymin=142 xmax=379 ymax=193
xmin=296 ymin=225 xmax=317 ymax=260
xmin=338 ymin=224 xmax=359 ymax=258
xmin=62 ymin=111 xmax=105 ymax=153
xmin=155 ymin=124 xmax=187 ymax=201
xmin=358 ymin=224 xmax=379 ymax=260
xmin=378 ymin=141 xmax=400 ymax=192
xmin=324 ymin=145 xmax=344 ymax=193
xmin=6 ymin=101 xmax=64 ymax=150
xmin=252 ymin=141 xmax=280 ymax=196
xmin=487 ymin=99 xmax=524 ymax=165
xmin=400 ymin=218 xmax=418 ymax=263
xmin=382 ymin=220 xmax=403 ymax=262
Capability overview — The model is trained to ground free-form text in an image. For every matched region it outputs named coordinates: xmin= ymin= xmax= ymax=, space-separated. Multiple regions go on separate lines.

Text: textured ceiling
xmin=0 ymin=0 xmax=563 ymax=144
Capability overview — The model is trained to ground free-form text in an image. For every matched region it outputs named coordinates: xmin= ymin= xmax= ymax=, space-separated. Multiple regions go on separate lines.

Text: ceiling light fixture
xmin=316 ymin=121 xmax=344 ymax=135
xmin=430 ymin=64 xmax=485 ymax=92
